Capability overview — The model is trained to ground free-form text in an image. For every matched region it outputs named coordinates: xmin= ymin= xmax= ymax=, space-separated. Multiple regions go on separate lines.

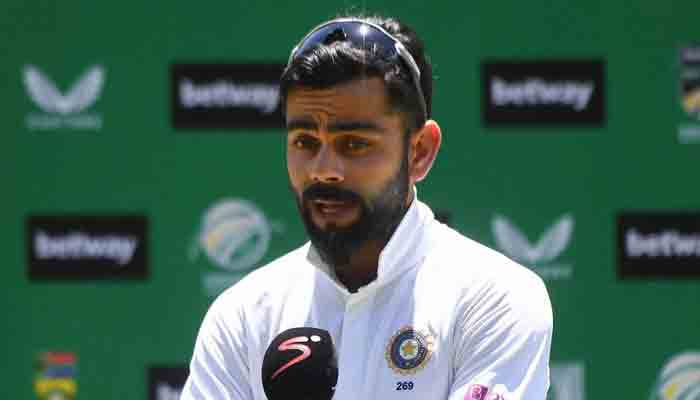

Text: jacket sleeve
xmin=448 ymin=271 xmax=553 ymax=400
xmin=180 ymin=295 xmax=254 ymax=400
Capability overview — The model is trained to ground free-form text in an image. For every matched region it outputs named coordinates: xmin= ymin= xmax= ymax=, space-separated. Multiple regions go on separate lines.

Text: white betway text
xmin=682 ymin=47 xmax=700 ymax=63
xmin=156 ymin=383 xmax=182 ymax=400
xmin=179 ymin=79 xmax=279 ymax=113
xmin=34 ymin=231 xmax=138 ymax=266
xmin=625 ymin=229 xmax=700 ymax=257
xmin=491 ymin=77 xmax=594 ymax=111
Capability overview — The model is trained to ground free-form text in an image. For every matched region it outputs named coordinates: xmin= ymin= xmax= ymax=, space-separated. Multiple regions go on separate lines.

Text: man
xmin=181 ymin=14 xmax=552 ymax=400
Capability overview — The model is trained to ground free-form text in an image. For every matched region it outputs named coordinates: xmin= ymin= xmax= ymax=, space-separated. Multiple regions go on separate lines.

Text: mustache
xmin=302 ymin=183 xmax=362 ymax=203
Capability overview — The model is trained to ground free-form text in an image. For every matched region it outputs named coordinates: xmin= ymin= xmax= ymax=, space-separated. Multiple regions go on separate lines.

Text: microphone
xmin=261 ymin=327 xmax=338 ymax=400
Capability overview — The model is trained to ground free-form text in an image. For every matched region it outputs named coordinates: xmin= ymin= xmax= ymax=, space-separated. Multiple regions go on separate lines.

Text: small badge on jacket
xmin=385 ymin=326 xmax=435 ymax=375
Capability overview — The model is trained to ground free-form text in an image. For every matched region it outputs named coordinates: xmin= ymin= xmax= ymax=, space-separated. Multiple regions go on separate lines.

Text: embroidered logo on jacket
xmin=385 ymin=326 xmax=435 ymax=375
xmin=465 ymin=384 xmax=505 ymax=400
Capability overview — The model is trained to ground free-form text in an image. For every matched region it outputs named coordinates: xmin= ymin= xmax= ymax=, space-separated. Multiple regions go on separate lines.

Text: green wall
xmin=2 ymin=1 xmax=698 ymax=398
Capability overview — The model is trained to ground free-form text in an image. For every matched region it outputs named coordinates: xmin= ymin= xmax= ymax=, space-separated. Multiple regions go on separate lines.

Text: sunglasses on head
xmin=286 ymin=18 xmax=427 ymax=120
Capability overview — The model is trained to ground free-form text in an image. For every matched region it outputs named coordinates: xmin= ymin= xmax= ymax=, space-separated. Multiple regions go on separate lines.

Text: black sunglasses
xmin=287 ymin=18 xmax=427 ymax=120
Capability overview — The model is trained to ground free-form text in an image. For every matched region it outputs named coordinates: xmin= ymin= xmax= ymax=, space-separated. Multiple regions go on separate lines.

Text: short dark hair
xmin=280 ymin=14 xmax=432 ymax=134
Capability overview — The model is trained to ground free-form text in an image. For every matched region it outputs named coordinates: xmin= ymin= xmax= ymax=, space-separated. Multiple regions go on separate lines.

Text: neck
xmin=333 ymin=240 xmax=384 ymax=292
xmin=334 ymin=196 xmax=413 ymax=292
xmin=329 ymin=191 xmax=415 ymax=292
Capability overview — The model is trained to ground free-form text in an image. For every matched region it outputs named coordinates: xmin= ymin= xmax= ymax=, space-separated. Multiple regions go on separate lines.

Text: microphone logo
xmin=270 ymin=335 xmax=322 ymax=380
xmin=262 ymin=328 xmax=337 ymax=400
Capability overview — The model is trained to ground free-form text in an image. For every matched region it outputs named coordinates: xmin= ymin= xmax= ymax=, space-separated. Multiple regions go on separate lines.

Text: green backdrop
xmin=2 ymin=0 xmax=699 ymax=398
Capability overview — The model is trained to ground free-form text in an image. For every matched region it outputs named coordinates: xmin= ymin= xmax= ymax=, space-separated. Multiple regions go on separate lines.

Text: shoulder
xmin=207 ymin=243 xmax=313 ymax=319
xmin=424 ymin=221 xmax=552 ymax=330
xmin=190 ymin=243 xmax=315 ymax=361
xmin=425 ymin=220 xmax=538 ymax=280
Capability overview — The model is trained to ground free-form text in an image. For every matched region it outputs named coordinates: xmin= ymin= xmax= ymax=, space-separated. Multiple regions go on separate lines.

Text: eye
xmin=339 ymin=137 xmax=372 ymax=154
xmin=290 ymin=134 xmax=320 ymax=151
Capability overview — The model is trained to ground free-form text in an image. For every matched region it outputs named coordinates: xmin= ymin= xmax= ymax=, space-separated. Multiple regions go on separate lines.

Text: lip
xmin=309 ymin=198 xmax=359 ymax=224
xmin=313 ymin=199 xmax=352 ymax=213
xmin=313 ymin=198 xmax=348 ymax=206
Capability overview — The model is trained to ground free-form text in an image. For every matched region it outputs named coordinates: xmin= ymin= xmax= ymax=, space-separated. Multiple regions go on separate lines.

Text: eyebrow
xmin=286 ymin=118 xmax=386 ymax=134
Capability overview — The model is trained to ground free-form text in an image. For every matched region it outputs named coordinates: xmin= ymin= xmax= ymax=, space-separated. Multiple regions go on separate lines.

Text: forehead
xmin=285 ymin=77 xmax=392 ymax=122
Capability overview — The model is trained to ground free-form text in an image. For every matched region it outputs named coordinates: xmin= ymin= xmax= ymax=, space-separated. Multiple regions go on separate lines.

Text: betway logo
xmin=682 ymin=46 xmax=700 ymax=62
xmin=156 ymin=383 xmax=182 ymax=400
xmin=490 ymin=77 xmax=594 ymax=111
xmin=625 ymin=229 xmax=700 ymax=257
xmin=178 ymin=79 xmax=279 ymax=113
xmin=618 ymin=213 xmax=700 ymax=278
xmin=34 ymin=231 xmax=138 ymax=266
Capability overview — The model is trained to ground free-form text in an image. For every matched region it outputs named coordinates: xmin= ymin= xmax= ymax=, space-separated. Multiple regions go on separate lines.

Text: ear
xmin=408 ymin=120 xmax=442 ymax=184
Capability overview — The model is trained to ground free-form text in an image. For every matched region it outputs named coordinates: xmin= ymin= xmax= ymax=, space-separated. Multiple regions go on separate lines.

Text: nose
xmin=309 ymin=144 xmax=344 ymax=184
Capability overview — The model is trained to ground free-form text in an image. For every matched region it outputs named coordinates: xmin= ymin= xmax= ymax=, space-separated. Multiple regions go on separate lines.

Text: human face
xmin=286 ymin=77 xmax=411 ymax=267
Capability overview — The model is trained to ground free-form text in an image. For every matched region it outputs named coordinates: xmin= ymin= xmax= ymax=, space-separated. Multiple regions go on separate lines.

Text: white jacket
xmin=181 ymin=198 xmax=553 ymax=400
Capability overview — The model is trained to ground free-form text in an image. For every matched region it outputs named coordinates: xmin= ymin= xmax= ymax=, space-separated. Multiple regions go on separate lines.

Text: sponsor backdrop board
xmin=1 ymin=1 xmax=699 ymax=399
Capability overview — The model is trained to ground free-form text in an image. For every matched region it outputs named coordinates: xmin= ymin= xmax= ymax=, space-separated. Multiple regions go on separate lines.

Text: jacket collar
xmin=306 ymin=189 xmax=434 ymax=292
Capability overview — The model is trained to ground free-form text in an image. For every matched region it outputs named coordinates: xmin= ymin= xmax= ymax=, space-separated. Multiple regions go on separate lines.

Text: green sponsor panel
xmin=1 ymin=1 xmax=699 ymax=399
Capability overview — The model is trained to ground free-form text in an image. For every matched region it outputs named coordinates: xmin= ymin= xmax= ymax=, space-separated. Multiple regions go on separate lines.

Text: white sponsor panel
xmin=23 ymin=64 xmax=105 ymax=130
xmin=492 ymin=214 xmax=574 ymax=280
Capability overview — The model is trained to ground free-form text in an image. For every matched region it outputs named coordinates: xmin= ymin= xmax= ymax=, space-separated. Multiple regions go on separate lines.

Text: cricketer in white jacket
xmin=181 ymin=197 xmax=553 ymax=399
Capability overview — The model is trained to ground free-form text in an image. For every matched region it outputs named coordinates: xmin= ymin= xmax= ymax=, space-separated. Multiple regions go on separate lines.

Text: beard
xmin=293 ymin=153 xmax=411 ymax=269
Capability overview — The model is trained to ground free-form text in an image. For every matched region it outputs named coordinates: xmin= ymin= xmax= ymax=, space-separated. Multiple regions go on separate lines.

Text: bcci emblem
xmin=385 ymin=326 xmax=435 ymax=375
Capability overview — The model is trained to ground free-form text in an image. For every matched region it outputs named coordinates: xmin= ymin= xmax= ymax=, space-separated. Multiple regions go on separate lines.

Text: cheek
xmin=286 ymin=151 xmax=305 ymax=192
xmin=347 ymin=155 xmax=402 ymax=194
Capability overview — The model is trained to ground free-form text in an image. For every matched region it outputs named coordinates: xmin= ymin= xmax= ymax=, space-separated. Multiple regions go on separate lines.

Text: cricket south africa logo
xmin=649 ymin=351 xmax=700 ymax=400
xmin=678 ymin=45 xmax=700 ymax=144
xmin=23 ymin=64 xmax=105 ymax=130
xmin=492 ymin=214 xmax=574 ymax=280
xmin=190 ymin=198 xmax=281 ymax=296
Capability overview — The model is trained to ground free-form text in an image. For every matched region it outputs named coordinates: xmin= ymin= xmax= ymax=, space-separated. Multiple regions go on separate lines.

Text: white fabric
xmin=181 ymin=198 xmax=553 ymax=400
